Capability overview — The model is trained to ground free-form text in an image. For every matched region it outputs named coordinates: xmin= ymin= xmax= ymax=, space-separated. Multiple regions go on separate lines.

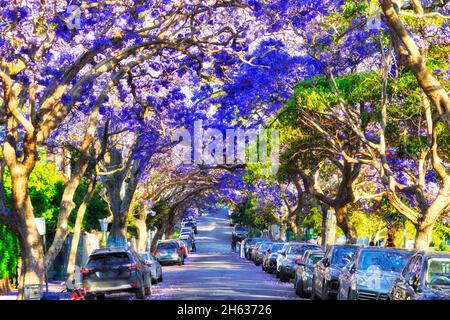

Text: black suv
xmin=81 ymin=247 xmax=152 ymax=299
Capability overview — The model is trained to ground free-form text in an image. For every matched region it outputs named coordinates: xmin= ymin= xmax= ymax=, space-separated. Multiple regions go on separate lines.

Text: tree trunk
xmin=335 ymin=206 xmax=357 ymax=244
xmin=134 ymin=219 xmax=148 ymax=252
xmin=66 ymin=180 xmax=96 ymax=282
xmin=150 ymin=227 xmax=165 ymax=251
xmin=0 ymin=278 xmax=11 ymax=295
xmin=11 ymin=171 xmax=44 ymax=300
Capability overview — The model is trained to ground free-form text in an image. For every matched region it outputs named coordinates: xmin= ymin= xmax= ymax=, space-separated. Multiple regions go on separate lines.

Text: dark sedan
xmin=389 ymin=251 xmax=450 ymax=300
xmin=312 ymin=244 xmax=361 ymax=300
xmin=338 ymin=247 xmax=414 ymax=300
xmin=153 ymin=240 xmax=184 ymax=265
xmin=279 ymin=243 xmax=322 ymax=282
xmin=294 ymin=249 xmax=325 ymax=298
xmin=262 ymin=242 xmax=285 ymax=274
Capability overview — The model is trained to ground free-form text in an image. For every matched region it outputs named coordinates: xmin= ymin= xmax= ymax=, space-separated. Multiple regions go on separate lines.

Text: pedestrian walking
xmin=231 ymin=236 xmax=237 ymax=253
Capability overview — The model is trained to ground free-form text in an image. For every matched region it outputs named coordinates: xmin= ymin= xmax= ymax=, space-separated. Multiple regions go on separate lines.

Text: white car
xmin=276 ymin=243 xmax=291 ymax=274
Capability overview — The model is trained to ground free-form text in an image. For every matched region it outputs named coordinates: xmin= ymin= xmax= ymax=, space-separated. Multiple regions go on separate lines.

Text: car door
xmin=338 ymin=261 xmax=353 ymax=300
xmin=392 ymin=255 xmax=419 ymax=300
xmin=315 ymin=248 xmax=330 ymax=296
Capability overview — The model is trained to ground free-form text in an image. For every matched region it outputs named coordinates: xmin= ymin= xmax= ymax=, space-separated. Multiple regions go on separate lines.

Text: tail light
xmin=129 ymin=264 xmax=138 ymax=270
xmin=84 ymin=286 xmax=90 ymax=292
xmin=295 ymin=258 xmax=302 ymax=264
xmin=130 ymin=282 xmax=137 ymax=287
xmin=147 ymin=263 xmax=153 ymax=268
xmin=153 ymin=250 xmax=160 ymax=255
xmin=81 ymin=267 xmax=94 ymax=275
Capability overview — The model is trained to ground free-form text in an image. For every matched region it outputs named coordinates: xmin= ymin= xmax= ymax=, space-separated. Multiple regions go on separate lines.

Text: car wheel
xmin=151 ymin=277 xmax=158 ymax=285
xmin=84 ymin=293 xmax=95 ymax=300
xmin=276 ymin=271 xmax=280 ymax=278
xmin=279 ymin=271 xmax=289 ymax=283
xmin=181 ymin=258 xmax=185 ymax=265
xmin=158 ymin=273 xmax=163 ymax=283
xmin=136 ymin=285 xmax=145 ymax=299
xmin=311 ymin=278 xmax=318 ymax=300
xmin=322 ymin=280 xmax=328 ymax=301
xmin=267 ymin=268 xmax=273 ymax=274
xmin=295 ymin=279 xmax=302 ymax=296
xmin=145 ymin=278 xmax=152 ymax=296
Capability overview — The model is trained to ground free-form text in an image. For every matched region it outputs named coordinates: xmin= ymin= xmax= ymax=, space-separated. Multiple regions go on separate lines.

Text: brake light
xmin=153 ymin=250 xmax=160 ymax=255
xmin=81 ymin=267 xmax=93 ymax=275
xmin=147 ymin=263 xmax=153 ymax=268
xmin=295 ymin=258 xmax=302 ymax=264
xmin=129 ymin=264 xmax=138 ymax=270
xmin=130 ymin=282 xmax=137 ymax=287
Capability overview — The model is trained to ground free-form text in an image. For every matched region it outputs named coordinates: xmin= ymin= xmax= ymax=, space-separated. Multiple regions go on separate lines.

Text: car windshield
xmin=308 ymin=254 xmax=324 ymax=266
xmin=287 ymin=245 xmax=303 ymax=254
xmin=157 ymin=242 xmax=177 ymax=250
xmin=235 ymin=226 xmax=248 ymax=232
xmin=259 ymin=242 xmax=272 ymax=251
xmin=331 ymin=247 xmax=358 ymax=268
xmin=87 ymin=252 xmax=130 ymax=267
xmin=251 ymin=238 xmax=262 ymax=245
xmin=358 ymin=250 xmax=412 ymax=273
xmin=181 ymin=228 xmax=191 ymax=233
xmin=425 ymin=258 xmax=450 ymax=287
xmin=271 ymin=243 xmax=284 ymax=252
xmin=139 ymin=252 xmax=150 ymax=261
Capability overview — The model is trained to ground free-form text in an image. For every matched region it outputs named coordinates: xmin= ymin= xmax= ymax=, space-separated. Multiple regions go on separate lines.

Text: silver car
xmin=139 ymin=252 xmax=163 ymax=284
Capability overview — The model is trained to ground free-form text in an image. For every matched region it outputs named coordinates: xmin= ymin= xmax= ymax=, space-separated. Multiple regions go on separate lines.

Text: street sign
xmin=35 ymin=217 xmax=46 ymax=236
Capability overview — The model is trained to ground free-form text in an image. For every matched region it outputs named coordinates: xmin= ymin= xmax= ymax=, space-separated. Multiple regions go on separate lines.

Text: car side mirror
xmin=405 ymin=272 xmax=418 ymax=288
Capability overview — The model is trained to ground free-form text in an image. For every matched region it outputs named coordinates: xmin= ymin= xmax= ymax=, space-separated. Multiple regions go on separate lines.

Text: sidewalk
xmin=0 ymin=281 xmax=69 ymax=300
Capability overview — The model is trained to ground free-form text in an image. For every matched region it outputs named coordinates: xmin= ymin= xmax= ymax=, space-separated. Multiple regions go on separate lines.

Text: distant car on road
xmin=312 ymin=245 xmax=361 ymax=300
xmin=232 ymin=226 xmax=249 ymax=241
xmin=182 ymin=221 xmax=198 ymax=234
xmin=262 ymin=242 xmax=285 ymax=274
xmin=338 ymin=247 xmax=414 ymax=300
xmin=279 ymin=243 xmax=322 ymax=282
xmin=81 ymin=247 xmax=152 ymax=300
xmin=139 ymin=251 xmax=163 ymax=284
xmin=389 ymin=251 xmax=450 ymax=300
xmin=180 ymin=227 xmax=195 ymax=239
xmin=153 ymin=240 xmax=185 ymax=265
xmin=294 ymin=249 xmax=325 ymax=298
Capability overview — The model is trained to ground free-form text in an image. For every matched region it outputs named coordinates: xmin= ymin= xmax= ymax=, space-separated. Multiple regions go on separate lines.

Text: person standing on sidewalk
xmin=231 ymin=236 xmax=237 ymax=253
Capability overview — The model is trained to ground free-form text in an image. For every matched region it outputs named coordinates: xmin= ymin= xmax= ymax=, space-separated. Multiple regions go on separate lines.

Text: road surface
xmin=149 ymin=209 xmax=299 ymax=300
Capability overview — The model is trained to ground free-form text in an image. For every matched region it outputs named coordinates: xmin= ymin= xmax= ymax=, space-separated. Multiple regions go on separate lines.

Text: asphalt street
xmin=149 ymin=210 xmax=299 ymax=300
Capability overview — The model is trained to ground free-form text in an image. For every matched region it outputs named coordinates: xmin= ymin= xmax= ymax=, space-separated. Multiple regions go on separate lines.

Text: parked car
xmin=182 ymin=221 xmax=198 ymax=234
xmin=389 ymin=250 xmax=450 ymax=300
xmin=245 ymin=238 xmax=264 ymax=260
xmin=262 ymin=242 xmax=285 ymax=273
xmin=337 ymin=247 xmax=414 ymax=300
xmin=254 ymin=241 xmax=273 ymax=266
xmin=312 ymin=245 xmax=361 ymax=300
xmin=81 ymin=247 xmax=152 ymax=299
xmin=180 ymin=227 xmax=195 ymax=239
xmin=153 ymin=240 xmax=184 ymax=265
xmin=177 ymin=239 xmax=189 ymax=258
xmin=294 ymin=250 xmax=325 ymax=298
xmin=279 ymin=243 xmax=322 ymax=282
xmin=243 ymin=238 xmax=253 ymax=258
xmin=232 ymin=225 xmax=249 ymax=241
xmin=250 ymin=241 xmax=263 ymax=261
xmin=139 ymin=251 xmax=163 ymax=284
xmin=276 ymin=242 xmax=292 ymax=277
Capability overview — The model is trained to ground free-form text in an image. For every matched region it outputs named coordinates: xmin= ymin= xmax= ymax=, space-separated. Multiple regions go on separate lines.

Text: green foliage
xmin=432 ymin=221 xmax=450 ymax=252
xmin=0 ymin=225 xmax=20 ymax=283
